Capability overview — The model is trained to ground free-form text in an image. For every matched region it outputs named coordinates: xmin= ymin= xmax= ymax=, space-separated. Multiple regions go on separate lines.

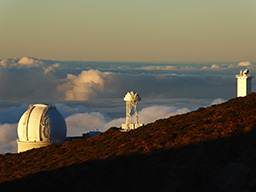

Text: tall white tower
xmin=121 ymin=91 xmax=143 ymax=131
xmin=236 ymin=69 xmax=254 ymax=97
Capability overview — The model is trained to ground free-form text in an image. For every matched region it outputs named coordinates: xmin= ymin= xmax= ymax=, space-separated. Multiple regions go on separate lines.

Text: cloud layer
xmin=58 ymin=70 xmax=111 ymax=100
xmin=0 ymin=103 xmax=191 ymax=153
xmin=0 ymin=124 xmax=17 ymax=154
xmin=103 ymin=105 xmax=190 ymax=129
xmin=0 ymin=57 xmax=254 ymax=102
xmin=238 ymin=61 xmax=252 ymax=67
xmin=65 ymin=105 xmax=190 ymax=136
xmin=0 ymin=57 xmax=254 ymax=153
xmin=0 ymin=97 xmax=224 ymax=154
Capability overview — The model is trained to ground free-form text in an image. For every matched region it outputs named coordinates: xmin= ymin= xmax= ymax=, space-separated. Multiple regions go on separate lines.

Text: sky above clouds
xmin=0 ymin=0 xmax=256 ymax=62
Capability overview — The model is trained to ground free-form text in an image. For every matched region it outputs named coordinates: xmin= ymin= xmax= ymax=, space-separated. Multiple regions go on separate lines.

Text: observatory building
xmin=121 ymin=91 xmax=143 ymax=131
xmin=17 ymin=104 xmax=67 ymax=153
xmin=236 ymin=69 xmax=254 ymax=97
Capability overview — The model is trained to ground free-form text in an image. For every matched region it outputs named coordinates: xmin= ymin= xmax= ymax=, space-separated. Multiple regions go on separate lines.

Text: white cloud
xmin=0 ymin=104 xmax=28 ymax=124
xmin=55 ymin=103 xmax=89 ymax=118
xmin=17 ymin=57 xmax=43 ymax=66
xmin=0 ymin=58 xmax=18 ymax=67
xmin=228 ymin=64 xmax=235 ymax=68
xmin=43 ymin=66 xmax=55 ymax=74
xmin=0 ymin=97 xmax=229 ymax=153
xmin=210 ymin=98 xmax=225 ymax=105
xmin=18 ymin=57 xmax=35 ymax=65
xmin=0 ymin=103 xmax=93 ymax=153
xmin=0 ymin=123 xmax=17 ymax=154
xmin=0 ymin=59 xmax=8 ymax=67
xmin=103 ymin=117 xmax=124 ymax=129
xmin=0 ymin=57 xmax=56 ymax=68
xmin=139 ymin=105 xmax=189 ymax=122
xmin=0 ymin=58 xmax=242 ymax=153
xmin=64 ymin=105 xmax=190 ymax=137
xmin=65 ymin=112 xmax=107 ymax=136
xmin=0 ymin=67 xmax=60 ymax=101
xmin=238 ymin=61 xmax=252 ymax=67
xmin=44 ymin=63 xmax=60 ymax=74
xmin=104 ymin=105 xmax=190 ymax=130
xmin=140 ymin=66 xmax=177 ymax=70
xmin=140 ymin=65 xmax=200 ymax=71
xmin=201 ymin=66 xmax=209 ymax=70
xmin=0 ymin=58 xmax=240 ymax=101
xmin=58 ymin=70 xmax=111 ymax=101
xmin=52 ymin=63 xmax=60 ymax=68
xmin=210 ymin=64 xmax=220 ymax=69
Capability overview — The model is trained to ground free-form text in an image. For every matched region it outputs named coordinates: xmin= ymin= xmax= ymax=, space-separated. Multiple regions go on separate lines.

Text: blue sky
xmin=1 ymin=0 xmax=256 ymax=62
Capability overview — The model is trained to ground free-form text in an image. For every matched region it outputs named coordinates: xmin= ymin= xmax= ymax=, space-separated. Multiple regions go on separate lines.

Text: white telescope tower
xmin=121 ymin=91 xmax=143 ymax=131
xmin=236 ymin=69 xmax=254 ymax=97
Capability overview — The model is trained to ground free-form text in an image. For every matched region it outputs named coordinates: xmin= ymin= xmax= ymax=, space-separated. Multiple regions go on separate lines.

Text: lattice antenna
xmin=122 ymin=91 xmax=142 ymax=131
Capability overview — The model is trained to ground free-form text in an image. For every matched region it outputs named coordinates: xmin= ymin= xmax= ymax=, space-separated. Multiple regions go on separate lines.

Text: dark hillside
xmin=2 ymin=93 xmax=256 ymax=191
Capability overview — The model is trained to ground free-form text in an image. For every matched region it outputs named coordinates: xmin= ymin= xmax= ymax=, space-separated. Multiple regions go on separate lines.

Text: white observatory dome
xmin=17 ymin=104 xmax=67 ymax=153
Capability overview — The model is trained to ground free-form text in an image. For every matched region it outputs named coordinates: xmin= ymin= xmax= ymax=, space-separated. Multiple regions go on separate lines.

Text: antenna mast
xmin=121 ymin=91 xmax=143 ymax=131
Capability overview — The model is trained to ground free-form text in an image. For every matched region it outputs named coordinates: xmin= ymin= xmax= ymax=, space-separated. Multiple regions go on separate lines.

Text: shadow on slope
xmin=1 ymin=129 xmax=256 ymax=192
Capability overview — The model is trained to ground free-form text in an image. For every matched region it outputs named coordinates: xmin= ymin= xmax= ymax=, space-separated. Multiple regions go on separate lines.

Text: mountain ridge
xmin=2 ymin=93 xmax=256 ymax=191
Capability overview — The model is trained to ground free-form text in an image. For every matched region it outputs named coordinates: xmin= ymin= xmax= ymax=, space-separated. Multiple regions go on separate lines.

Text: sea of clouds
xmin=0 ymin=57 xmax=254 ymax=153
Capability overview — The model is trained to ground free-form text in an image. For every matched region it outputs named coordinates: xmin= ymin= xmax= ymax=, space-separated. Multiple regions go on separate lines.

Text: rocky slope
xmin=2 ymin=93 xmax=256 ymax=191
